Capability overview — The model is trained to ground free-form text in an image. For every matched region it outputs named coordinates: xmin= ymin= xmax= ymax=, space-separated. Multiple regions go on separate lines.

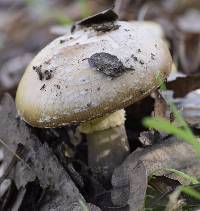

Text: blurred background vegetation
xmin=1 ymin=0 xmax=200 ymax=98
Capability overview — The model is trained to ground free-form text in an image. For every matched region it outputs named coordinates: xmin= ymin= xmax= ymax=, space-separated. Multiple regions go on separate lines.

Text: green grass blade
xmin=181 ymin=186 xmax=200 ymax=201
xmin=157 ymin=75 xmax=192 ymax=133
xmin=156 ymin=74 xmax=192 ymax=133
xmin=166 ymin=169 xmax=199 ymax=185
xmin=143 ymin=117 xmax=200 ymax=157
xmin=79 ymin=199 xmax=89 ymax=211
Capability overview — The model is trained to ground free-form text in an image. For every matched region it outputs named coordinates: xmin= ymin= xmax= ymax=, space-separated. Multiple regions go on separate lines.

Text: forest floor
xmin=0 ymin=0 xmax=200 ymax=210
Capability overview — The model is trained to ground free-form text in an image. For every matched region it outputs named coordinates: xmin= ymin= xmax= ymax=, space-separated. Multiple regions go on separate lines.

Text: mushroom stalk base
xmin=87 ymin=124 xmax=129 ymax=184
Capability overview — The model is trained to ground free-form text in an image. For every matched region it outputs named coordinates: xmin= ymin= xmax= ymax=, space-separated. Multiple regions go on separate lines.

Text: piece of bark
xmin=0 ymin=94 xmax=86 ymax=210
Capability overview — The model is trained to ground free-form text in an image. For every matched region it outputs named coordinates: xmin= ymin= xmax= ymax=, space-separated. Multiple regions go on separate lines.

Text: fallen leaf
xmin=71 ymin=6 xmax=118 ymax=32
xmin=151 ymin=90 xmax=168 ymax=118
xmin=111 ymin=161 xmax=147 ymax=211
xmin=166 ymin=74 xmax=200 ymax=98
xmin=111 ymin=136 xmax=200 ymax=210
xmin=0 ymin=94 xmax=86 ymax=210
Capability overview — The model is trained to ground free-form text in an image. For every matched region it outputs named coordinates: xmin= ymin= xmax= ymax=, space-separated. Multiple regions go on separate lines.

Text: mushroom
xmin=16 ymin=21 xmax=172 ymax=182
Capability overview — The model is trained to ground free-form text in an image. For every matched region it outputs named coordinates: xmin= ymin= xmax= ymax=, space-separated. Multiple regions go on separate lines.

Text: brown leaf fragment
xmin=149 ymin=176 xmax=180 ymax=195
xmin=139 ymin=130 xmax=161 ymax=146
xmin=88 ymin=52 xmax=126 ymax=77
xmin=151 ymin=90 xmax=168 ymax=118
xmin=166 ymin=74 xmax=200 ymax=98
xmin=71 ymin=7 xmax=118 ymax=32
xmin=91 ymin=22 xmax=120 ymax=32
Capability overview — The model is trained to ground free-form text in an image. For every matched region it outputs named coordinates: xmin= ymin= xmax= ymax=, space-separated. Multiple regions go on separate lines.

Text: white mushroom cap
xmin=16 ymin=21 xmax=172 ymax=128
xmin=130 ymin=21 xmax=165 ymax=39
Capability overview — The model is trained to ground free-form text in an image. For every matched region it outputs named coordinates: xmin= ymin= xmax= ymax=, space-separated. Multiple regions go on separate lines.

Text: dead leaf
xmin=111 ymin=136 xmax=200 ymax=210
xmin=166 ymin=74 xmax=200 ymax=98
xmin=111 ymin=161 xmax=147 ymax=211
xmin=151 ymin=90 xmax=168 ymax=118
xmin=71 ymin=6 xmax=118 ymax=32
xmin=139 ymin=130 xmax=161 ymax=146
xmin=125 ymin=137 xmax=200 ymax=184
xmin=0 ymin=94 xmax=86 ymax=210
xmin=149 ymin=176 xmax=180 ymax=194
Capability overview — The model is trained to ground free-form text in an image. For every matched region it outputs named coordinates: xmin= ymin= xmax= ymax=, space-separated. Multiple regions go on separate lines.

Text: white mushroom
xmin=16 ymin=21 xmax=172 ymax=181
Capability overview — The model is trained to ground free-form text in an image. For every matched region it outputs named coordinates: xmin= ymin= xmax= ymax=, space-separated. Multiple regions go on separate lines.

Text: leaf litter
xmin=1 ymin=0 xmax=200 ymax=210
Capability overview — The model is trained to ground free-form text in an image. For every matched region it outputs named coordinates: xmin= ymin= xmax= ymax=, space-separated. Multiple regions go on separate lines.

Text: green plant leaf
xmin=181 ymin=186 xmax=200 ymax=201
xmin=79 ymin=199 xmax=89 ymax=211
xmin=155 ymin=73 xmax=192 ymax=133
xmin=143 ymin=117 xmax=200 ymax=158
xmin=56 ymin=15 xmax=73 ymax=26
xmin=165 ymin=168 xmax=199 ymax=185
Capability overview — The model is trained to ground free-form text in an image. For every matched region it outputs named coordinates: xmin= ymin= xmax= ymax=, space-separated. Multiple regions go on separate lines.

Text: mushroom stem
xmin=87 ymin=124 xmax=129 ymax=183
xmin=79 ymin=109 xmax=129 ymax=183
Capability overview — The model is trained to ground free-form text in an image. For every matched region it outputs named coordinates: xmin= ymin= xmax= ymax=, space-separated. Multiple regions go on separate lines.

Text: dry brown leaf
xmin=111 ymin=136 xmax=200 ymax=210
xmin=166 ymin=74 xmax=200 ymax=97
xmin=0 ymin=94 xmax=86 ymax=210
xmin=151 ymin=90 xmax=168 ymax=118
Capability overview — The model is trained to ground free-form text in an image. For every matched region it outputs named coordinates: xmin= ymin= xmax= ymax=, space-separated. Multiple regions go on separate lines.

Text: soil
xmin=91 ymin=22 xmax=120 ymax=32
xmin=33 ymin=65 xmax=53 ymax=81
xmin=33 ymin=65 xmax=43 ymax=81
